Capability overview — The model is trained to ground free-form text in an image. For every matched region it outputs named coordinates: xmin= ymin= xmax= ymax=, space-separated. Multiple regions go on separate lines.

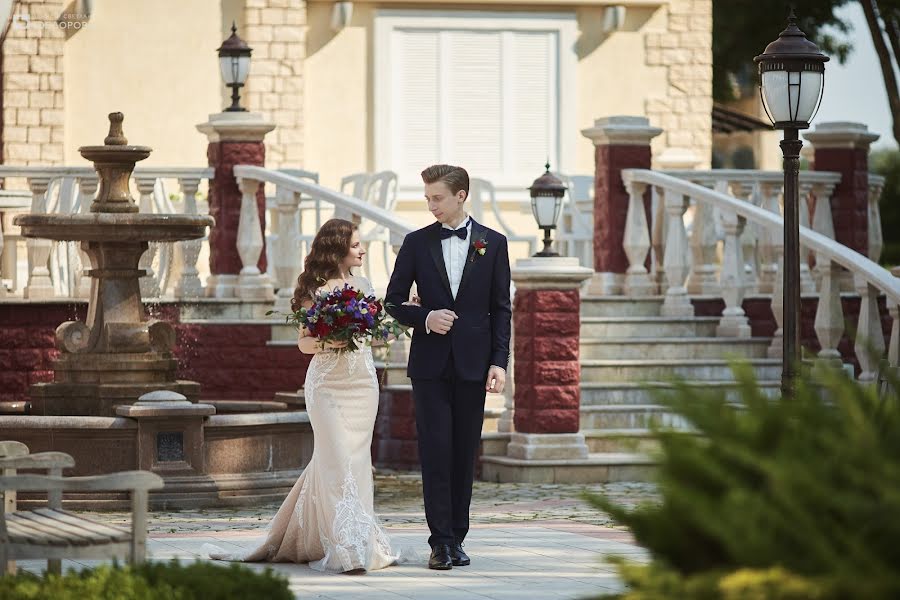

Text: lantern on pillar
xmin=528 ymin=164 xmax=567 ymax=257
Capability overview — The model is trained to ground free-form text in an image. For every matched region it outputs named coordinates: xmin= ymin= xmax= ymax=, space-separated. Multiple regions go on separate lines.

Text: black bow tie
xmin=439 ymin=225 xmax=468 ymax=240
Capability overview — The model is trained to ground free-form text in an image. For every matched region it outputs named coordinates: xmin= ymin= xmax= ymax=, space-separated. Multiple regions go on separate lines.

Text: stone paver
xmin=15 ymin=475 xmax=658 ymax=599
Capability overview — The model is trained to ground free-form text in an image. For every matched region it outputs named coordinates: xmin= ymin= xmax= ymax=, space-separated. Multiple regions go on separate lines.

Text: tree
xmin=861 ymin=0 xmax=900 ymax=145
xmin=713 ymin=1 xmax=852 ymax=104
xmin=715 ymin=1 xmax=900 ymax=145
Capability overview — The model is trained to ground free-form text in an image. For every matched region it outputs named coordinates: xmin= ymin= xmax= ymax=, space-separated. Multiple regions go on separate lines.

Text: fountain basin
xmin=14 ymin=213 xmax=214 ymax=242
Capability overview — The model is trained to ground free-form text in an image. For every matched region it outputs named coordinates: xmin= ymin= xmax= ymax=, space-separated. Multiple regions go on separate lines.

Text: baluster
xmin=735 ymin=181 xmax=759 ymax=294
xmin=889 ymin=302 xmax=899 ymax=370
xmin=173 ymin=177 xmax=204 ymax=298
xmin=757 ymin=181 xmax=783 ymax=294
xmin=622 ymin=176 xmax=654 ymax=296
xmin=767 ymin=229 xmax=785 ymax=359
xmin=883 ymin=303 xmax=899 ymax=397
xmin=686 ymin=185 xmax=720 ymax=295
xmin=716 ymin=210 xmax=750 ymax=337
xmin=798 ymin=181 xmax=816 ymax=294
xmin=23 ymin=176 xmax=55 ymax=299
xmin=813 ymin=256 xmax=844 ymax=368
xmin=854 ymin=276 xmax=886 ymax=383
xmin=659 ymin=188 xmax=693 ymax=317
xmin=74 ymin=176 xmax=98 ymax=298
xmin=134 ymin=176 xmax=160 ymax=297
xmin=651 ymin=185 xmax=667 ymax=293
xmin=868 ymin=178 xmax=884 ymax=263
xmin=236 ymin=177 xmax=275 ymax=299
xmin=810 ymin=182 xmax=831 ymax=287
xmin=272 ymin=185 xmax=302 ymax=313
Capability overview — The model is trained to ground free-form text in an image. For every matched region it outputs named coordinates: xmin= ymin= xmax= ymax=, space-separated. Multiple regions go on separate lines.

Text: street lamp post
xmin=217 ymin=22 xmax=253 ymax=112
xmin=528 ymin=163 xmax=567 ymax=257
xmin=754 ymin=11 xmax=828 ymax=398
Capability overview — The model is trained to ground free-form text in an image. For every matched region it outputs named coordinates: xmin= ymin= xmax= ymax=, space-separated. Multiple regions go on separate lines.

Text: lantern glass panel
xmin=532 ymin=195 xmax=559 ymax=227
xmin=219 ymin=54 xmax=250 ymax=85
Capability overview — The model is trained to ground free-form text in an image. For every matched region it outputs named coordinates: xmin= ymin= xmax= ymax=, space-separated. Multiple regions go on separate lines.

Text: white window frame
xmin=374 ymin=9 xmax=578 ymax=199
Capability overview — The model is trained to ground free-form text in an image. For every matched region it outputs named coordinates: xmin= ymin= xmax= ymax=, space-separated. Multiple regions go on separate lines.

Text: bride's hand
xmin=323 ymin=340 xmax=349 ymax=349
xmin=402 ymin=294 xmax=421 ymax=306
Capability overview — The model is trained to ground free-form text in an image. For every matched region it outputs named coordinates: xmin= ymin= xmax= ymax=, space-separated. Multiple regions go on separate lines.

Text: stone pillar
xmin=117 ymin=391 xmax=215 ymax=477
xmin=804 ymin=122 xmax=879 ymax=257
xmin=196 ymin=112 xmax=276 ymax=298
xmin=508 ymin=257 xmax=592 ymax=460
xmin=581 ymin=116 xmax=662 ymax=295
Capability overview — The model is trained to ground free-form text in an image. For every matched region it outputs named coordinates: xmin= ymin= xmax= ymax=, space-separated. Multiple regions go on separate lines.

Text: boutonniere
xmin=470 ymin=236 xmax=488 ymax=263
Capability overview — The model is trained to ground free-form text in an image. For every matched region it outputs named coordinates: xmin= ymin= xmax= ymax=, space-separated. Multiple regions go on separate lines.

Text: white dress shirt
xmin=424 ymin=217 xmax=470 ymax=334
xmin=443 ymin=217 xmax=471 ymax=299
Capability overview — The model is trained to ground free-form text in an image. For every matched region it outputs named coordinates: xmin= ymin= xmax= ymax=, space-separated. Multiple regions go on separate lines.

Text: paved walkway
xmin=16 ymin=476 xmax=657 ymax=599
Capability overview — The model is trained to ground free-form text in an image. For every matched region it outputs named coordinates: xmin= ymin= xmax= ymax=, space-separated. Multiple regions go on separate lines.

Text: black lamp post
xmin=528 ymin=163 xmax=567 ymax=257
xmin=754 ymin=10 xmax=828 ymax=398
xmin=217 ymin=22 xmax=253 ymax=112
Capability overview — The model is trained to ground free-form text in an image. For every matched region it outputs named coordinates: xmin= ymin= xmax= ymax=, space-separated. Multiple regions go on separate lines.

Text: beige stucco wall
xmin=62 ymin=0 xmax=223 ymax=167
xmin=303 ymin=0 xmax=712 ymax=190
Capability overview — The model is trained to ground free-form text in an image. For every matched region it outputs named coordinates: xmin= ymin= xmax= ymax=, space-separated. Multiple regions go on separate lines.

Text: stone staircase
xmin=480 ymin=295 xmax=782 ymax=483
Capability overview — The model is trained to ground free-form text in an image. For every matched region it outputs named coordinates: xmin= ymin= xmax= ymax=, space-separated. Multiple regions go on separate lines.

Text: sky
xmin=815 ymin=2 xmax=897 ymax=149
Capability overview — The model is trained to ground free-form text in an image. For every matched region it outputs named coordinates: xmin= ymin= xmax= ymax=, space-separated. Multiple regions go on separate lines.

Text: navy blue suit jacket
xmin=385 ymin=219 xmax=512 ymax=382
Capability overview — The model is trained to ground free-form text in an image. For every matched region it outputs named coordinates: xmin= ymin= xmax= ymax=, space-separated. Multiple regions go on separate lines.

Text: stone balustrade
xmin=623 ymin=168 xmax=900 ymax=384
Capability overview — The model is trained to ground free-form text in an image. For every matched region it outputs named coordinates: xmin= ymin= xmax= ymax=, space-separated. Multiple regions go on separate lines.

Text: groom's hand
xmin=426 ymin=309 xmax=457 ymax=335
xmin=486 ymin=366 xmax=506 ymax=394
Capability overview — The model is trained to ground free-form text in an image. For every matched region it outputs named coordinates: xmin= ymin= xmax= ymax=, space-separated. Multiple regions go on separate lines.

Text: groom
xmin=386 ymin=164 xmax=512 ymax=570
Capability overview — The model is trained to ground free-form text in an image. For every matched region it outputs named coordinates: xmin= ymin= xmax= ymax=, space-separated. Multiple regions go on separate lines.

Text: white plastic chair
xmin=359 ymin=170 xmax=398 ymax=278
xmin=554 ymin=173 xmax=594 ymax=268
xmin=468 ymin=178 xmax=536 ymax=256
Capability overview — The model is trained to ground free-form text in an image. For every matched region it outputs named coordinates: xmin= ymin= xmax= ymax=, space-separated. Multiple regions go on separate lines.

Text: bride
xmin=209 ymin=218 xmax=399 ymax=573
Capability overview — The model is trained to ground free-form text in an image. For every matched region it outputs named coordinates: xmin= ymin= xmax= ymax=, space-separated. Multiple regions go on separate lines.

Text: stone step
xmin=580 ymin=316 xmax=719 ymax=338
xmin=480 ymin=452 xmax=656 ymax=483
xmin=583 ymin=429 xmax=661 ymax=453
xmin=579 ymin=296 xmax=664 ymax=318
xmin=579 ymin=404 xmax=688 ymax=430
xmin=579 ymin=337 xmax=771 ymax=360
xmin=580 ymin=358 xmax=782 ymax=383
xmin=579 ymin=380 xmax=782 ymax=405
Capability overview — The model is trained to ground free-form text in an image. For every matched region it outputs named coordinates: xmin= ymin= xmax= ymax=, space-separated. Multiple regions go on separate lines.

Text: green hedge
xmin=589 ymin=363 xmax=900 ymax=599
xmin=0 ymin=560 xmax=293 ymax=600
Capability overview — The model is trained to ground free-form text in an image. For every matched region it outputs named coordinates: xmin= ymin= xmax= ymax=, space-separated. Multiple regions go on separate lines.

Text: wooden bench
xmin=0 ymin=456 xmax=163 ymax=575
xmin=0 ymin=441 xmax=77 ymax=574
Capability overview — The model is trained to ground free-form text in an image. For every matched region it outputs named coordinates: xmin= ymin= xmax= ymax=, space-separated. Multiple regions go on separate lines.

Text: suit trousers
xmin=411 ymin=354 xmax=486 ymax=547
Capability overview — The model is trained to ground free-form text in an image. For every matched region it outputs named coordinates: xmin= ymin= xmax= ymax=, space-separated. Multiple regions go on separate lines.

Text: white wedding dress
xmin=208 ymin=279 xmax=399 ymax=573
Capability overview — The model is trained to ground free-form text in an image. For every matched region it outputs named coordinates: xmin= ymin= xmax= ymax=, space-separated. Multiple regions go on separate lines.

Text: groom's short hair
xmin=421 ymin=164 xmax=469 ymax=200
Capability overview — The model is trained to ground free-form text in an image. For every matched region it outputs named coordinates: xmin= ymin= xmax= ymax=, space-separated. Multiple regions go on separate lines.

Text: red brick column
xmin=804 ymin=122 xmax=879 ymax=257
xmin=196 ymin=113 xmax=276 ymax=297
xmin=581 ymin=116 xmax=662 ymax=295
xmin=508 ymin=257 xmax=592 ymax=460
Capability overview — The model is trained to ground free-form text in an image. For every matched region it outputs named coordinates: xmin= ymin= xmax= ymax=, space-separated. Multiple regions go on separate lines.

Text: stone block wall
xmin=243 ymin=0 xmax=306 ymax=168
xmin=2 ymin=0 xmax=66 ymax=167
xmin=0 ymin=301 xmax=311 ymax=404
xmin=644 ymin=0 xmax=713 ymax=168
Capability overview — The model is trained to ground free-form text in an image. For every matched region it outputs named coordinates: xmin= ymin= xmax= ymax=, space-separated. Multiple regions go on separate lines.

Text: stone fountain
xmin=14 ymin=113 xmax=213 ymax=416
xmin=3 ymin=114 xmax=314 ymax=508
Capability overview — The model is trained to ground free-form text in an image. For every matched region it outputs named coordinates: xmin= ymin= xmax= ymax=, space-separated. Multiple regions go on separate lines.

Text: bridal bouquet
xmin=274 ymin=284 xmax=409 ymax=353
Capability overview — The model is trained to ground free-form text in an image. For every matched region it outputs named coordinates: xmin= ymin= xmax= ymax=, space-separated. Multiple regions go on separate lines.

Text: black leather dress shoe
xmin=450 ymin=543 xmax=470 ymax=566
xmin=429 ymin=544 xmax=453 ymax=570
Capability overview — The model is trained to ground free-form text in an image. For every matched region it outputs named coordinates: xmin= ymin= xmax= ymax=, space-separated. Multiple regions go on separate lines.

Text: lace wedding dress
xmin=208 ymin=280 xmax=399 ymax=573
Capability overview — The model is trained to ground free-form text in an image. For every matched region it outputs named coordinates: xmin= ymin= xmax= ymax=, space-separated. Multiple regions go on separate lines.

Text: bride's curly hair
xmin=292 ymin=218 xmax=358 ymax=311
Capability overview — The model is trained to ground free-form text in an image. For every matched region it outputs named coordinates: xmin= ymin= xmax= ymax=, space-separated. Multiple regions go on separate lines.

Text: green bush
xmin=0 ymin=560 xmax=293 ymax=600
xmin=589 ymin=363 xmax=900 ymax=599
